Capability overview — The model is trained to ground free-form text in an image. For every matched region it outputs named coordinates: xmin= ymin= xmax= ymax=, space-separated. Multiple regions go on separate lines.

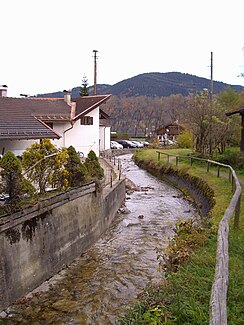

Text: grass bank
xmin=118 ymin=148 xmax=244 ymax=325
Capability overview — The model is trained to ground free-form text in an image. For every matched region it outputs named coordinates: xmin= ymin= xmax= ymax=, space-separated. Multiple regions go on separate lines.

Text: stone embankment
xmin=0 ymin=164 xmax=126 ymax=311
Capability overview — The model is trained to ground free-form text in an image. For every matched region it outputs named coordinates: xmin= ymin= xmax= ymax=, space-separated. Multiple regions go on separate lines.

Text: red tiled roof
xmin=72 ymin=95 xmax=111 ymax=120
xmin=0 ymin=97 xmax=67 ymax=139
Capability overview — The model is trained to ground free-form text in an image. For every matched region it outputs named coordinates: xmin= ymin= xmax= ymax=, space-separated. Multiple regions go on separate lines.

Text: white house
xmin=0 ymin=87 xmax=111 ymax=157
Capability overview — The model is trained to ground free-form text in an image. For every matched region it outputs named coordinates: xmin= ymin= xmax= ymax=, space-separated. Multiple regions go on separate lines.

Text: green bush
xmin=217 ymin=151 xmax=244 ymax=170
xmin=65 ymin=146 xmax=88 ymax=187
xmin=177 ymin=129 xmax=193 ymax=149
xmin=0 ymin=151 xmax=35 ymax=208
xmin=84 ymin=150 xmax=104 ymax=180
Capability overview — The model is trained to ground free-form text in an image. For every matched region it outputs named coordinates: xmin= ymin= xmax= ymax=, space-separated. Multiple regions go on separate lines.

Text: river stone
xmin=0 ymin=311 xmax=7 ymax=318
xmin=126 ymin=222 xmax=140 ymax=227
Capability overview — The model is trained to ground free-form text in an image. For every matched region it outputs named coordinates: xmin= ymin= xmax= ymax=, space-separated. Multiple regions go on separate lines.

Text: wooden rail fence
xmin=156 ymin=151 xmax=242 ymax=324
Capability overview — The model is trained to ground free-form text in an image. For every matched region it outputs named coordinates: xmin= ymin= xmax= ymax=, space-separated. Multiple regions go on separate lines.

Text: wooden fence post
xmin=110 ymin=169 xmax=113 ymax=187
xmin=229 ymin=169 xmax=232 ymax=182
xmin=232 ymin=175 xmax=235 ymax=193
xmin=217 ymin=166 xmax=220 ymax=177
xmin=157 ymin=151 xmax=160 ymax=161
xmin=176 ymin=156 xmax=179 ymax=166
xmin=234 ymin=195 xmax=241 ymax=230
xmin=119 ymin=166 xmax=121 ymax=180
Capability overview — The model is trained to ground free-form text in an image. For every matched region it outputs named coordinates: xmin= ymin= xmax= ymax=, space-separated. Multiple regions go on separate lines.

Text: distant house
xmin=156 ymin=123 xmax=185 ymax=141
xmin=0 ymin=87 xmax=111 ymax=157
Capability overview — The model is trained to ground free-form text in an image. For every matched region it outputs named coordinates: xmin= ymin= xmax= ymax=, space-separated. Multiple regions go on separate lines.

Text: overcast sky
xmin=2 ymin=0 xmax=244 ymax=97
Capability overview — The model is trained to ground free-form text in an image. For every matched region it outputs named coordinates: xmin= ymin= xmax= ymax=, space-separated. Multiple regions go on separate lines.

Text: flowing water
xmin=1 ymin=154 xmax=197 ymax=325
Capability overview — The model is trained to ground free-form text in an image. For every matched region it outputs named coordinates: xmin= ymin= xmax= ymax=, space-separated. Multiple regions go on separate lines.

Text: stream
xmin=1 ymin=154 xmax=197 ymax=325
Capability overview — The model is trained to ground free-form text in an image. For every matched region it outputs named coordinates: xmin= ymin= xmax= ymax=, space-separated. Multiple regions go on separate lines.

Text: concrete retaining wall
xmin=0 ymin=178 xmax=126 ymax=310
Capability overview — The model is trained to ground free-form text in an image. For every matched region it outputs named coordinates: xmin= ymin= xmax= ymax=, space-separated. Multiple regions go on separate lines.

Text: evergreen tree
xmin=79 ymin=75 xmax=90 ymax=97
xmin=84 ymin=150 xmax=104 ymax=180
xmin=65 ymin=146 xmax=88 ymax=187
xmin=0 ymin=152 xmax=35 ymax=207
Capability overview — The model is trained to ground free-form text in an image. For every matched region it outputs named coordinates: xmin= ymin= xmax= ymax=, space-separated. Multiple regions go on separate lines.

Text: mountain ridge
xmin=35 ymin=72 xmax=243 ymax=98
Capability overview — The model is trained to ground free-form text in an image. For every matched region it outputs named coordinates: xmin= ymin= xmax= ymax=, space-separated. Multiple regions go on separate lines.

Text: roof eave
xmin=73 ymin=95 xmax=111 ymax=121
xmin=0 ymin=134 xmax=60 ymax=140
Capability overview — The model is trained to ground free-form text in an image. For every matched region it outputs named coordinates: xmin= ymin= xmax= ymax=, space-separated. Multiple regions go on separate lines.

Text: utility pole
xmin=209 ymin=51 xmax=213 ymax=155
xmin=210 ymin=51 xmax=213 ymax=98
xmin=93 ymin=50 xmax=98 ymax=95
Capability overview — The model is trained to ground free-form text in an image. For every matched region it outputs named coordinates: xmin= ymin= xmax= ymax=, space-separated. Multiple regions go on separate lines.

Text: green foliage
xmin=22 ymin=139 xmax=68 ymax=193
xmin=177 ymin=129 xmax=193 ymax=148
xmin=65 ymin=146 xmax=88 ymax=187
xmin=184 ymin=89 xmax=242 ymax=155
xmin=118 ymin=284 xmax=175 ymax=325
xmin=0 ymin=151 xmax=35 ymax=207
xmin=141 ymin=306 xmax=168 ymax=324
xmin=217 ymin=150 xmax=244 ymax=170
xmin=51 ymin=148 xmax=69 ymax=191
xmin=79 ymin=75 xmax=90 ymax=97
xmin=218 ymin=87 xmax=240 ymax=110
xmin=84 ymin=150 xmax=104 ymax=180
xmin=156 ymin=218 xmax=210 ymax=277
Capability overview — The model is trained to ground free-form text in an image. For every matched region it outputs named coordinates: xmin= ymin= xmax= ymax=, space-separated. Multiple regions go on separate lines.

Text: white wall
xmin=51 ymin=122 xmax=70 ymax=149
xmin=61 ymin=108 xmax=100 ymax=157
xmin=0 ymin=139 xmax=39 ymax=156
xmin=99 ymin=126 xmax=111 ymax=151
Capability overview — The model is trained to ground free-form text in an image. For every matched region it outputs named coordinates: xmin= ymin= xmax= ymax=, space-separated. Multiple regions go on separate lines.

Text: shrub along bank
xmin=0 ymin=141 xmax=104 ymax=216
xmin=118 ymin=149 xmax=244 ymax=325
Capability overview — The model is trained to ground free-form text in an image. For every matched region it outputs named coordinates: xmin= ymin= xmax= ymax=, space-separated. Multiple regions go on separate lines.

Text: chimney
xmin=63 ymin=89 xmax=71 ymax=105
xmin=0 ymin=85 xmax=8 ymax=97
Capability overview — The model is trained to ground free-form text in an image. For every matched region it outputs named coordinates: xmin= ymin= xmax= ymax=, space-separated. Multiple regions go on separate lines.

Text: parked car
xmin=117 ymin=140 xmax=137 ymax=148
xmin=142 ymin=141 xmax=150 ymax=146
xmin=131 ymin=140 xmax=144 ymax=148
xmin=110 ymin=141 xmax=123 ymax=149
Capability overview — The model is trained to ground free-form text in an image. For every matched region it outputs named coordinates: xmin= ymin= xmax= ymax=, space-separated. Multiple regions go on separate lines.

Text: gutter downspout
xmin=63 ymin=102 xmax=76 ymax=147
xmin=104 ymin=126 xmax=106 ymax=151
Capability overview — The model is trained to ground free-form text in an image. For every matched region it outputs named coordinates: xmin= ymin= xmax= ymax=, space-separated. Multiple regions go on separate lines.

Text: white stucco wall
xmin=99 ymin=126 xmax=111 ymax=151
xmin=51 ymin=122 xmax=70 ymax=149
xmin=0 ymin=139 xmax=40 ymax=156
xmin=58 ymin=108 xmax=100 ymax=157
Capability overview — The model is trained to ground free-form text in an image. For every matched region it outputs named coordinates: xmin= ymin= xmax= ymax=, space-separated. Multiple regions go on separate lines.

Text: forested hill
xmin=35 ymin=72 xmax=243 ymax=98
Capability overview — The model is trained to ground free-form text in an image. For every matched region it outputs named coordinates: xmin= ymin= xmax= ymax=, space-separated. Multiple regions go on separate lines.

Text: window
xmin=80 ymin=116 xmax=93 ymax=125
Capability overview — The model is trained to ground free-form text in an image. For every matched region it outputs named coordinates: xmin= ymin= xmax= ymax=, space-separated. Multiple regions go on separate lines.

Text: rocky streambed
xmin=0 ymin=154 xmax=198 ymax=324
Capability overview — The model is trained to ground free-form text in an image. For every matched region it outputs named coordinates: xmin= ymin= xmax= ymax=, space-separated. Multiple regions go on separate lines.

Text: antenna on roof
xmin=20 ymin=94 xmax=30 ymax=98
